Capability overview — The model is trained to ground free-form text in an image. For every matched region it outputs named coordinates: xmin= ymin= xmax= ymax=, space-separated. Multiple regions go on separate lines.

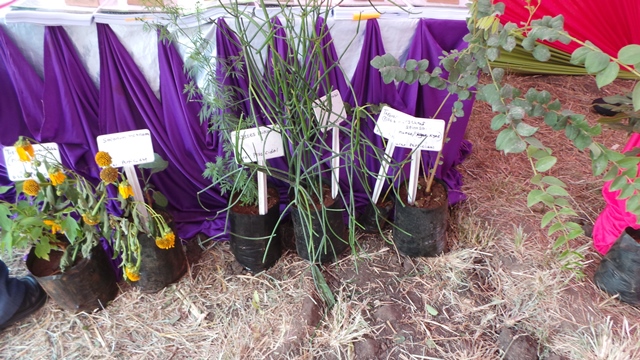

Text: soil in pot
xmin=393 ymin=177 xmax=448 ymax=257
xmin=229 ymin=187 xmax=282 ymax=273
xmin=26 ymin=245 xmax=119 ymax=313
xmin=291 ymin=185 xmax=349 ymax=263
xmin=358 ymin=199 xmax=394 ymax=234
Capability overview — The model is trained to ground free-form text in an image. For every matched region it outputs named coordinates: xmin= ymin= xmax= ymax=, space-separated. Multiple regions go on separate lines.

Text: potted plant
xmin=203 ymin=150 xmax=282 ymax=273
xmin=0 ymin=137 xmax=118 ymax=312
xmin=95 ymin=151 xmax=187 ymax=293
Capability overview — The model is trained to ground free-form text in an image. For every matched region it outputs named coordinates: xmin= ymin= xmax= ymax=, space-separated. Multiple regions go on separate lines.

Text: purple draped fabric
xmin=43 ymin=27 xmax=102 ymax=180
xmin=0 ymin=27 xmax=43 ymax=202
xmin=98 ymin=24 xmax=226 ymax=239
xmin=398 ymin=19 xmax=474 ymax=205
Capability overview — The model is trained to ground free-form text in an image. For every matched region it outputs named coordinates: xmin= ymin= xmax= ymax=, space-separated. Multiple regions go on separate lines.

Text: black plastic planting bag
xmin=594 ymin=228 xmax=640 ymax=305
xmin=357 ymin=202 xmax=393 ymax=233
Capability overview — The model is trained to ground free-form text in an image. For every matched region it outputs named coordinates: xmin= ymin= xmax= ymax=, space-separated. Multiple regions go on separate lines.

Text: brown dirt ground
xmin=1 ymin=73 xmax=640 ymax=359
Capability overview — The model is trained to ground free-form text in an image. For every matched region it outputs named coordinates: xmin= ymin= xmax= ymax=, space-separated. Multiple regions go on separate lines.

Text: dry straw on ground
xmin=2 ymin=74 xmax=640 ymax=359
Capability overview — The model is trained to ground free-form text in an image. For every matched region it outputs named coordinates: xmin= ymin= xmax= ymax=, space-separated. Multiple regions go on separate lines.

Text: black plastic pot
xmin=358 ymin=201 xmax=394 ymax=234
xmin=392 ymin=180 xmax=448 ymax=257
xmin=594 ymin=227 xmax=640 ymax=305
xmin=135 ymin=231 xmax=187 ymax=293
xmin=229 ymin=197 xmax=282 ymax=273
xmin=26 ymin=245 xmax=119 ymax=313
xmin=291 ymin=197 xmax=348 ymax=263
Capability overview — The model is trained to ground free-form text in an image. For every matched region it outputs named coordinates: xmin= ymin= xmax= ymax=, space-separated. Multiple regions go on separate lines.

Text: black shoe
xmin=0 ymin=275 xmax=47 ymax=330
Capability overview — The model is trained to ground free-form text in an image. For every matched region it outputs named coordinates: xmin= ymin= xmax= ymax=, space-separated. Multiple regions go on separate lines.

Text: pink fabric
xmin=593 ymin=133 xmax=640 ymax=254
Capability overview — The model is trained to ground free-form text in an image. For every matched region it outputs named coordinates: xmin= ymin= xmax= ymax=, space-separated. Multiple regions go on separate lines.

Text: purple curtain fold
xmin=398 ymin=19 xmax=474 ymax=205
xmin=0 ymin=26 xmax=43 ymax=201
xmin=43 ymin=26 xmax=102 ymax=180
xmin=98 ymin=23 xmax=225 ymax=239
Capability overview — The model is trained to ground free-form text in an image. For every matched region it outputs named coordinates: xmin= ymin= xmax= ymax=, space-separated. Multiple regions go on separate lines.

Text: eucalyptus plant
xmin=372 ymin=0 xmax=640 ymax=277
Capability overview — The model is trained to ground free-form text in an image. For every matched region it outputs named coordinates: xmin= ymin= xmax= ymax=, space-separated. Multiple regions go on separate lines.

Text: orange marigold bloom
xmin=43 ymin=219 xmax=63 ymax=234
xmin=82 ymin=214 xmax=100 ymax=226
xmin=125 ymin=265 xmax=140 ymax=282
xmin=155 ymin=232 xmax=176 ymax=250
xmin=99 ymin=166 xmax=118 ymax=184
xmin=14 ymin=138 xmax=34 ymax=162
xmin=94 ymin=151 xmax=112 ymax=167
xmin=23 ymin=179 xmax=41 ymax=196
xmin=118 ymin=182 xmax=134 ymax=199
xmin=48 ymin=170 xmax=66 ymax=186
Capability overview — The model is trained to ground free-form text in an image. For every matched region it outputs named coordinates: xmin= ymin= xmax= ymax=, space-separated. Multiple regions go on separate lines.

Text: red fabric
xmin=497 ymin=0 xmax=640 ymax=57
xmin=593 ymin=134 xmax=640 ymax=254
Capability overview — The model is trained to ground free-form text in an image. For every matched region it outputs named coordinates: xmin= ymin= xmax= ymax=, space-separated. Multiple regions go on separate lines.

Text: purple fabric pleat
xmin=0 ymin=27 xmax=43 ymax=201
xmin=398 ymin=19 xmax=474 ymax=205
xmin=98 ymin=24 xmax=225 ymax=239
xmin=157 ymin=35 xmax=228 ymax=238
xmin=43 ymin=26 xmax=101 ymax=180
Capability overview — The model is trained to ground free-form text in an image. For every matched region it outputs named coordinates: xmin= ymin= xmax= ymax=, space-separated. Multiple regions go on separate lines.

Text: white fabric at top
xmin=1 ymin=17 xmax=427 ymax=98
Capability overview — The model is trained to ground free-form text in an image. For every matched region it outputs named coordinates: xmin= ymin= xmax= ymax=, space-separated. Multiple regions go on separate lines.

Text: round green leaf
xmin=595 ymin=62 xmax=620 ymax=88
xmin=533 ymin=45 xmax=551 ymax=62
xmin=584 ymin=51 xmax=610 ymax=74
xmin=618 ymin=44 xmax=640 ymax=65
xmin=516 ymin=122 xmax=538 ymax=137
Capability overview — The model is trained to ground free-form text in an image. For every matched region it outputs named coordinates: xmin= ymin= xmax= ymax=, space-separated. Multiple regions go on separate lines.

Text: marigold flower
xmin=94 ymin=151 xmax=112 ymax=167
xmin=155 ymin=232 xmax=176 ymax=250
xmin=99 ymin=166 xmax=119 ymax=184
xmin=118 ymin=182 xmax=134 ymax=199
xmin=23 ymin=179 xmax=41 ymax=196
xmin=125 ymin=265 xmax=140 ymax=282
xmin=48 ymin=170 xmax=66 ymax=186
xmin=14 ymin=138 xmax=34 ymax=162
xmin=43 ymin=219 xmax=63 ymax=234
xmin=82 ymin=214 xmax=100 ymax=226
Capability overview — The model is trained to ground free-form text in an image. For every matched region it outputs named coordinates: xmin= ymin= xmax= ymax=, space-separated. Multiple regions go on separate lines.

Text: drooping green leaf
xmin=541 ymin=211 xmax=556 ymax=228
xmin=543 ymin=112 xmax=558 ymax=126
xmin=546 ymin=185 xmax=569 ymax=197
xmin=405 ymin=59 xmax=418 ymax=71
xmin=138 ymin=153 xmax=169 ymax=175
xmin=633 ymin=82 xmax=640 ymax=111
xmin=541 ymin=176 xmax=566 ymax=187
xmin=618 ymin=183 xmax=636 ymax=200
xmin=535 ymin=156 xmax=557 ymax=172
xmin=595 ymin=62 xmax=620 ymax=88
xmin=311 ymin=265 xmax=336 ymax=309
xmin=370 ymin=56 xmax=385 ymax=69
xmin=548 ymin=222 xmax=564 ymax=235
xmin=530 ymin=174 xmax=543 ymax=185
xmin=603 ymin=167 xmax=619 ymax=181
xmin=625 ymin=194 xmax=640 ymax=213
xmin=592 ymin=153 xmax=609 ymax=176
xmin=552 ymin=235 xmax=568 ymax=249
xmin=610 ymin=174 xmax=629 ymax=191
xmin=584 ymin=52 xmax=610 ymax=74
xmin=616 ymin=156 xmax=640 ymax=169
xmin=496 ymin=128 xmax=526 ymax=154
xmin=0 ymin=186 xmax=11 ymax=195
xmin=618 ymin=44 xmax=640 ymax=65
xmin=153 ymin=191 xmax=169 ymax=207
xmin=573 ymin=133 xmax=592 ymax=150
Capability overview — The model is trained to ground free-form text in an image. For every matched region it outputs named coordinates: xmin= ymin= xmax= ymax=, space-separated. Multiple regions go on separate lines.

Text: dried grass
xmin=2 ymin=73 xmax=640 ymax=359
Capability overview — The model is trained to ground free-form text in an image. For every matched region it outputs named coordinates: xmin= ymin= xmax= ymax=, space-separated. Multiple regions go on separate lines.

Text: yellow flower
xmin=118 ymin=182 xmax=134 ymax=199
xmin=94 ymin=151 xmax=112 ymax=167
xmin=48 ymin=170 xmax=66 ymax=186
xmin=23 ymin=179 xmax=41 ymax=196
xmin=82 ymin=214 xmax=99 ymax=226
xmin=14 ymin=137 xmax=34 ymax=162
xmin=124 ymin=265 xmax=140 ymax=282
xmin=99 ymin=166 xmax=119 ymax=184
xmin=43 ymin=219 xmax=63 ymax=234
xmin=155 ymin=232 xmax=176 ymax=250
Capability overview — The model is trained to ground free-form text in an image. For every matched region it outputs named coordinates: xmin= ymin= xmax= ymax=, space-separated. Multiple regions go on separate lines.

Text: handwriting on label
xmin=375 ymin=106 xmax=445 ymax=151
xmin=231 ymin=125 xmax=285 ymax=163
xmin=3 ymin=143 xmax=62 ymax=181
xmin=97 ymin=129 xmax=155 ymax=167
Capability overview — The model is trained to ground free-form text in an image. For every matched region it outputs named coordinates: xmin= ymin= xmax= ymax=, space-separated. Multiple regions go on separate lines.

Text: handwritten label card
xmin=375 ymin=106 xmax=445 ymax=151
xmin=97 ymin=129 xmax=155 ymax=167
xmin=3 ymin=143 xmax=62 ymax=181
xmin=313 ymin=90 xmax=346 ymax=132
xmin=231 ymin=125 xmax=284 ymax=163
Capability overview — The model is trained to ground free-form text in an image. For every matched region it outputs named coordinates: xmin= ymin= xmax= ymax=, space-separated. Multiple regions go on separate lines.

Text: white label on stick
xmin=313 ymin=90 xmax=346 ymax=132
xmin=231 ymin=125 xmax=284 ymax=163
xmin=3 ymin=143 xmax=62 ymax=181
xmin=97 ymin=129 xmax=155 ymax=167
xmin=375 ymin=106 xmax=445 ymax=151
